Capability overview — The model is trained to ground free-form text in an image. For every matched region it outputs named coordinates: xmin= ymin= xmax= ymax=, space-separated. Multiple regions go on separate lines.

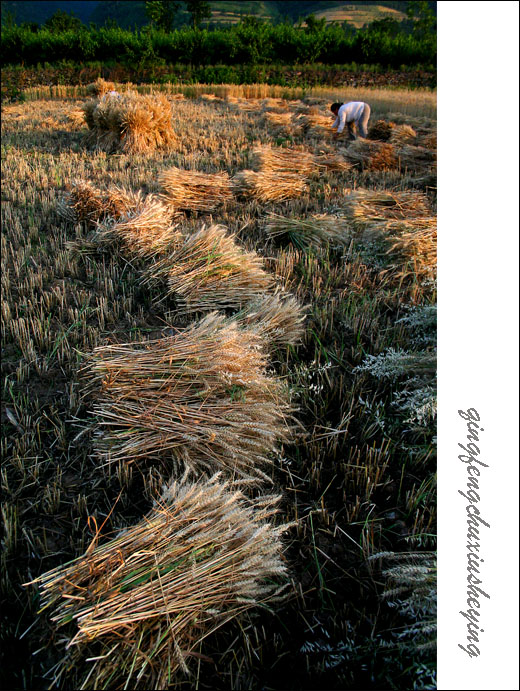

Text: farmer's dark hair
xmin=330 ymin=103 xmax=342 ymax=114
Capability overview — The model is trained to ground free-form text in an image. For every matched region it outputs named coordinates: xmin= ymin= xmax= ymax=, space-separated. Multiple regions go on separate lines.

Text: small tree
xmin=145 ymin=1 xmax=180 ymax=31
xmin=186 ymin=1 xmax=212 ymax=29
xmin=406 ymin=1 xmax=436 ymax=40
xmin=304 ymin=14 xmax=327 ymax=33
xmin=44 ymin=9 xmax=83 ymax=32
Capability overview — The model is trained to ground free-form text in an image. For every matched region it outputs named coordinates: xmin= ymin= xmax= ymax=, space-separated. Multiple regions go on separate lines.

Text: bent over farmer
xmin=330 ymin=101 xmax=371 ymax=140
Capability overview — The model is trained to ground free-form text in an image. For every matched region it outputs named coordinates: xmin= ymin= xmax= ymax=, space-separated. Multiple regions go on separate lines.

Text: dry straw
xmin=159 ymin=167 xmax=233 ymax=213
xmin=380 ymin=217 xmax=437 ymax=284
xmin=342 ymin=189 xmax=432 ymax=231
xmin=367 ymin=119 xmax=396 ymax=142
xmin=264 ymin=213 xmax=353 ymax=250
xmin=237 ymin=291 xmax=307 ymax=347
xmin=145 ymin=224 xmax=273 ymax=314
xmin=84 ymin=92 xmax=176 ymax=153
xmin=251 ymin=145 xmax=318 ymax=177
xmin=85 ymin=77 xmax=116 ymax=98
xmin=344 ymin=139 xmax=399 ymax=171
xmin=86 ymin=313 xmax=293 ymax=478
xmin=27 ymin=475 xmax=291 ymax=690
xmin=389 ymin=124 xmax=417 ymax=146
xmin=232 ymin=170 xmax=308 ymax=203
xmin=57 ymin=181 xmax=144 ymax=226
xmin=263 ymin=111 xmax=294 ymax=135
xmin=395 ymin=144 xmax=437 ymax=174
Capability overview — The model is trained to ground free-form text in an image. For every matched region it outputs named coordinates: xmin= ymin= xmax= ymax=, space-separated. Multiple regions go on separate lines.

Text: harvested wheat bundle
xmin=263 ymin=111 xmax=294 ymax=135
xmin=342 ymin=189 xmax=432 ymax=231
xmin=232 ymin=170 xmax=308 ymax=203
xmin=264 ymin=213 xmax=353 ymax=250
xmin=344 ymin=139 xmax=399 ymax=171
xmin=313 ymin=149 xmax=352 ymax=172
xmin=159 ymin=167 xmax=233 ymax=212
xmin=389 ymin=124 xmax=417 ymax=146
xmin=385 ymin=112 xmax=436 ymax=131
xmin=395 ymin=144 xmax=437 ymax=173
xmin=85 ymin=92 xmax=176 ymax=153
xmin=27 ymin=475 xmax=291 ymax=690
xmin=86 ymin=313 xmax=293 ymax=476
xmin=237 ymin=291 xmax=307 ymax=347
xmin=82 ymin=99 xmax=98 ymax=130
xmin=299 ymin=112 xmax=333 ymax=138
xmin=86 ymin=77 xmax=116 ymax=98
xmin=261 ymin=97 xmax=286 ymax=110
xmin=94 ymin=197 xmax=183 ymax=259
xmin=417 ymin=132 xmax=437 ymax=150
xmin=57 ymin=181 xmax=144 ymax=226
xmin=381 ymin=217 xmax=437 ymax=284
xmin=145 ymin=224 xmax=273 ymax=313
xmin=251 ymin=145 xmax=317 ymax=176
xmin=367 ymin=119 xmax=396 ymax=141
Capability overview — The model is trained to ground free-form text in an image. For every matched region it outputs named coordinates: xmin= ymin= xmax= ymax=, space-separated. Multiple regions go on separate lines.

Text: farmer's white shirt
xmin=332 ymin=102 xmax=366 ymax=133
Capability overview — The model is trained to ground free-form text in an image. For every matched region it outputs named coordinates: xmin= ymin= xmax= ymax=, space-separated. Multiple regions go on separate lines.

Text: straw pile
xmin=264 ymin=213 xmax=353 ymax=250
xmin=344 ymin=139 xmax=399 ymax=171
xmin=84 ymin=92 xmax=176 ymax=153
xmin=237 ymin=291 xmax=307 ymax=347
xmin=299 ymin=112 xmax=333 ymax=138
xmin=313 ymin=149 xmax=352 ymax=172
xmin=232 ymin=170 xmax=308 ymax=203
xmin=251 ymin=145 xmax=318 ymax=177
xmin=57 ymin=181 xmax=143 ymax=226
xmin=263 ymin=111 xmax=294 ymax=135
xmin=380 ymin=217 xmax=437 ymax=284
xmin=159 ymin=167 xmax=233 ymax=213
xmin=389 ymin=124 xmax=417 ymax=146
xmin=85 ymin=77 xmax=116 ymax=97
xmin=28 ymin=475 xmax=290 ymax=690
xmin=87 ymin=313 xmax=292 ymax=477
xmin=342 ymin=190 xmax=432 ymax=231
xmin=145 ymin=224 xmax=274 ymax=313
xmin=94 ymin=197 xmax=183 ymax=260
xmin=385 ymin=112 xmax=436 ymax=131
xmin=395 ymin=144 xmax=437 ymax=173
xmin=367 ymin=119 xmax=396 ymax=142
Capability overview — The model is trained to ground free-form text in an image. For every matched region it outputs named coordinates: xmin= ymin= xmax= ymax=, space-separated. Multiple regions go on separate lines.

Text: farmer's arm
xmin=331 ymin=115 xmax=339 ymax=130
xmin=336 ymin=107 xmax=348 ymax=134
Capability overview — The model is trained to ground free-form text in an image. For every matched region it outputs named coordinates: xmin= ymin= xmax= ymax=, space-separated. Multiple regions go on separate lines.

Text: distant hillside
xmin=1 ymin=0 xmax=436 ymax=28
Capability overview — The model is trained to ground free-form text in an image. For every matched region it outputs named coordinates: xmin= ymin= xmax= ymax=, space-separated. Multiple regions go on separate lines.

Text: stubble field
xmin=1 ymin=84 xmax=437 ymax=690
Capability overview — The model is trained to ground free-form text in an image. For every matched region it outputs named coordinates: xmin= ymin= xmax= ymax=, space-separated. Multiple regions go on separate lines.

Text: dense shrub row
xmin=0 ymin=22 xmax=436 ymax=69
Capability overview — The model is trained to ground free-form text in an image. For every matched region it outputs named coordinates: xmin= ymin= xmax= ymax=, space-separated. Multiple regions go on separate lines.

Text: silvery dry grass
xmin=87 ymin=313 xmax=293 ymax=479
xmin=232 ymin=170 xmax=308 ymax=203
xmin=145 ymin=224 xmax=273 ymax=314
xmin=57 ymin=181 xmax=144 ymax=226
xmin=27 ymin=475 xmax=291 ymax=690
xmin=264 ymin=213 xmax=353 ymax=250
xmin=237 ymin=291 xmax=307 ymax=347
xmin=159 ymin=167 xmax=233 ymax=212
xmin=341 ymin=189 xmax=432 ymax=231
xmin=84 ymin=92 xmax=176 ymax=153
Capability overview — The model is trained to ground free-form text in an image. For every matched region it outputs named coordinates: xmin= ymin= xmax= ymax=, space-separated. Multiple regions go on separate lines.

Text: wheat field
xmin=1 ymin=86 xmax=437 ymax=690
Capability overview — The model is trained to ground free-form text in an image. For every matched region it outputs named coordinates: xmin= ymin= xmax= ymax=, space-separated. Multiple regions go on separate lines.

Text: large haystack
xmin=87 ymin=313 xmax=292 ymax=477
xmin=27 ymin=475 xmax=290 ymax=690
xmin=159 ymin=167 xmax=233 ymax=213
xmin=232 ymin=170 xmax=308 ymax=203
xmin=83 ymin=92 xmax=176 ymax=153
xmin=145 ymin=224 xmax=273 ymax=313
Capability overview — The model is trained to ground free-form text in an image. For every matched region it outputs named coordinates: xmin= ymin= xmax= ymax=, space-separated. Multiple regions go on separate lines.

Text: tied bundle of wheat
xmin=159 ymin=167 xmax=233 ymax=212
xmin=263 ymin=111 xmax=294 ymax=136
xmin=264 ymin=213 xmax=353 ymax=250
xmin=299 ymin=111 xmax=334 ymax=138
xmin=85 ymin=77 xmax=116 ymax=98
xmin=313 ymin=149 xmax=352 ymax=172
xmin=237 ymin=291 xmax=307 ymax=347
xmin=251 ymin=145 xmax=318 ymax=176
xmin=386 ymin=112 xmax=436 ymax=132
xmin=367 ymin=119 xmax=396 ymax=142
xmin=418 ymin=132 xmax=437 ymax=150
xmin=145 ymin=224 xmax=273 ymax=313
xmin=395 ymin=144 xmax=437 ymax=174
xmin=342 ymin=190 xmax=432 ymax=231
xmin=232 ymin=170 xmax=308 ymax=203
xmin=57 ymin=181 xmax=144 ymax=226
xmin=27 ymin=475 xmax=291 ymax=690
xmin=380 ymin=217 xmax=437 ymax=284
xmin=389 ymin=124 xmax=417 ymax=146
xmin=261 ymin=97 xmax=286 ymax=110
xmin=94 ymin=197 xmax=183 ymax=259
xmin=84 ymin=92 xmax=176 ymax=153
xmin=344 ymin=139 xmax=399 ymax=171
xmin=86 ymin=313 xmax=293 ymax=477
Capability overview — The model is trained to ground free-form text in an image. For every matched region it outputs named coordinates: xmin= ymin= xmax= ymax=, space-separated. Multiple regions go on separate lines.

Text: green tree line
xmin=0 ymin=17 xmax=436 ymax=68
